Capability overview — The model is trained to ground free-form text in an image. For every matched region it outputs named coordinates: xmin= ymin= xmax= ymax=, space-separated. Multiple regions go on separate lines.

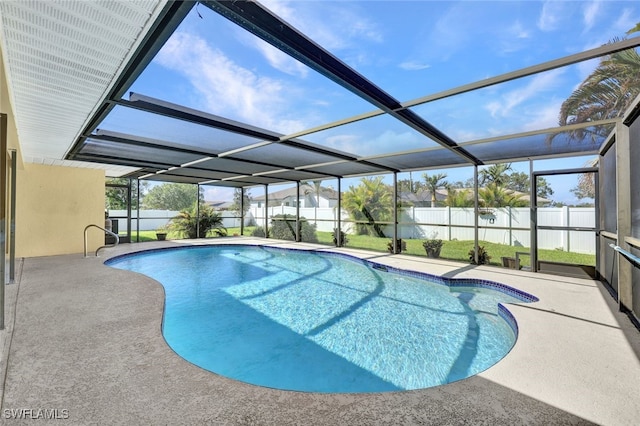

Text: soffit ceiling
xmin=0 ymin=1 xmax=636 ymax=186
xmin=0 ymin=0 xmax=168 ymax=174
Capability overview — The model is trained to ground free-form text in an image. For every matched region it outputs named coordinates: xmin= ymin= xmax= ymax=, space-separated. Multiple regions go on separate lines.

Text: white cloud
xmin=155 ymin=31 xmax=306 ymax=134
xmin=399 ymin=61 xmax=431 ymax=71
xmin=538 ymin=1 xmax=565 ymax=32
xmin=582 ymin=1 xmax=601 ymax=33
xmin=522 ymin=101 xmax=563 ymax=131
xmin=249 ymin=37 xmax=309 ymax=78
xmin=370 ymin=130 xmax=422 ymax=153
xmin=324 ymin=134 xmax=360 ymax=153
xmin=321 ymin=129 xmax=422 ymax=157
xmin=449 ymin=129 xmax=485 ymax=143
xmin=614 ymin=8 xmax=638 ymax=34
xmin=429 ymin=4 xmax=471 ymax=59
xmin=484 ymin=69 xmax=565 ymax=118
xmin=496 ymin=20 xmax=531 ymax=54
xmin=576 ymin=57 xmax=599 ymax=84
xmin=260 ymin=0 xmax=383 ymax=51
xmin=510 ymin=20 xmax=530 ymax=39
xmin=204 ymin=186 xmax=234 ymax=202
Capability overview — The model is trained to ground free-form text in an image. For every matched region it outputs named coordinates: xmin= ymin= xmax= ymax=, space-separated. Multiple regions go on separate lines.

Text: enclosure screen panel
xmin=194 ymin=157 xmax=282 ymax=175
xmin=369 ymin=149 xmax=468 ymax=170
xmin=462 ymin=126 xmax=613 ymax=163
xmin=230 ymin=142 xmax=355 ymax=169
xmin=96 ymin=105 xmax=268 ymax=154
xmin=601 ymin=144 xmax=617 ymax=233
xmin=305 ymin=161 xmax=390 ymax=177
xmin=630 ymin=119 xmax=640 ymax=239
xmin=263 ymin=170 xmax=334 ymax=181
xmin=80 ymin=137 xmax=204 ymax=166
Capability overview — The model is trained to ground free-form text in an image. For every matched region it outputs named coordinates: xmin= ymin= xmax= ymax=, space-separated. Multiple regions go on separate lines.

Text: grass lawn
xmin=131 ymin=228 xmax=595 ymax=267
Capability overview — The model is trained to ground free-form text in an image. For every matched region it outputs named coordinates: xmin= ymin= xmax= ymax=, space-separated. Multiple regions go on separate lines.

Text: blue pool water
xmin=106 ymin=245 xmax=537 ymax=393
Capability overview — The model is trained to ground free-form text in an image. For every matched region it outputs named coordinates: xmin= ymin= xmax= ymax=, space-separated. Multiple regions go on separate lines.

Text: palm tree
xmin=445 ymin=188 xmax=474 ymax=207
xmin=170 ymin=204 xmax=227 ymax=238
xmin=626 ymin=23 xmax=640 ymax=35
xmin=304 ymin=180 xmax=323 ymax=207
xmin=479 ymin=163 xmax=512 ymax=187
xmin=554 ymin=37 xmax=640 ymax=143
xmin=479 ymin=183 xmax=528 ymax=208
xmin=342 ymin=176 xmax=392 ymax=237
xmin=423 ymin=173 xmax=448 ymax=207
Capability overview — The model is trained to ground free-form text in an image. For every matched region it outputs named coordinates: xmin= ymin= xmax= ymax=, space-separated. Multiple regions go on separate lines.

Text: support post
xmin=393 ymin=172 xmax=398 ymax=254
xmin=136 ymin=178 xmax=140 ymax=243
xmin=196 ymin=184 xmax=201 ymax=238
xmin=240 ymin=187 xmax=245 ymax=235
xmin=594 ymin=170 xmax=601 ymax=280
xmin=530 ymin=159 xmax=538 ymax=272
xmin=126 ymin=180 xmax=132 ymax=243
xmin=616 ymin=122 xmax=632 ymax=310
xmin=447 ymin=206 xmax=451 ymax=241
xmin=0 ymin=113 xmax=7 ymax=330
xmin=264 ymin=184 xmax=269 ymax=238
xmin=473 ymin=165 xmax=479 ymax=264
xmin=296 ymin=181 xmax=301 ymax=242
xmin=9 ymin=150 xmax=16 ymax=282
xmin=337 ymin=179 xmax=342 ymax=246
xmin=508 ymin=206 xmax=513 ymax=247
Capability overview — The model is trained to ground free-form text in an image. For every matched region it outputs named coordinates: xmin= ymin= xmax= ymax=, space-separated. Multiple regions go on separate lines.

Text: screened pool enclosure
xmin=16 ymin=1 xmax=636 ymax=321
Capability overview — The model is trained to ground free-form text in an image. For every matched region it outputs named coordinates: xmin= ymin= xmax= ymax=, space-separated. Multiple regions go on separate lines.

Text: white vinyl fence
xmin=110 ymin=206 xmax=596 ymax=254
xmin=249 ymin=206 xmax=596 ymax=254
xmin=108 ymin=210 xmax=248 ymax=232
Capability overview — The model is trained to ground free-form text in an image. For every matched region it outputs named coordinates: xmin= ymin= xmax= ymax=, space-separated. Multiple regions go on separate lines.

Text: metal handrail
xmin=84 ymin=224 xmax=120 ymax=257
xmin=609 ymin=244 xmax=640 ymax=268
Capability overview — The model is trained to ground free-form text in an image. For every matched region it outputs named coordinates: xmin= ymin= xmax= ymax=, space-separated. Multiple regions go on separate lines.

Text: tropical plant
xmin=155 ymin=226 xmax=167 ymax=241
xmin=423 ymin=239 xmax=443 ymax=258
xmin=251 ymin=226 xmax=268 ymax=238
xmin=469 ymin=246 xmax=491 ymax=265
xmin=423 ymin=173 xmax=448 ymax=207
xmin=332 ymin=228 xmax=348 ymax=247
xmin=387 ymin=239 xmax=406 ymax=253
xmin=479 ymin=163 xmax=512 ymax=187
xmin=398 ymin=178 xmax=424 ymax=194
xmin=342 ymin=176 xmax=392 ymax=237
xmin=445 ymin=188 xmax=474 ymax=207
xmin=479 ymin=183 xmax=528 ymax=208
xmin=169 ymin=204 xmax=227 ymax=238
xmin=269 ymin=214 xmax=318 ymax=242
xmin=304 ymin=180 xmax=323 ymax=207
xmin=553 ymin=36 xmax=640 ymax=143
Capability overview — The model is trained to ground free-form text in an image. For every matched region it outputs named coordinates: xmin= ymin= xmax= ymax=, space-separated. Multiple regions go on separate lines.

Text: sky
xmin=109 ymin=0 xmax=640 ymax=205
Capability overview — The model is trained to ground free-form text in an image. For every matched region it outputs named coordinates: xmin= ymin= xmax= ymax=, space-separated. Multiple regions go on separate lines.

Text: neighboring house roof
xmin=208 ymin=201 xmax=234 ymax=210
xmin=398 ymin=189 xmax=447 ymax=204
xmin=252 ymin=184 xmax=339 ymax=202
xmin=446 ymin=187 xmax=552 ymax=205
xmin=251 ymin=186 xmax=549 ymax=205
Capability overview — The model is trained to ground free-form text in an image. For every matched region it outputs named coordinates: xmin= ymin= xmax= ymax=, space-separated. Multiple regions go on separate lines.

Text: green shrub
xmin=469 ymin=245 xmax=491 ymax=265
xmin=423 ymin=239 xmax=443 ymax=258
xmin=262 ymin=214 xmax=319 ymax=243
xmin=251 ymin=226 xmax=268 ymax=238
xmin=387 ymin=239 xmax=406 ymax=253
xmin=332 ymin=228 xmax=349 ymax=247
xmin=169 ymin=204 xmax=226 ymax=239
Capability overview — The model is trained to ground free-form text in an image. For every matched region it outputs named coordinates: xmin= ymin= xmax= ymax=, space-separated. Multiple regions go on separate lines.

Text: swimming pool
xmin=106 ymin=244 xmax=537 ymax=393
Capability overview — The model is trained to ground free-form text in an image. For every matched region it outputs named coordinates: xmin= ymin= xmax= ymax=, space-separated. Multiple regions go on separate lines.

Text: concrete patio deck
xmin=1 ymin=237 xmax=639 ymax=425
